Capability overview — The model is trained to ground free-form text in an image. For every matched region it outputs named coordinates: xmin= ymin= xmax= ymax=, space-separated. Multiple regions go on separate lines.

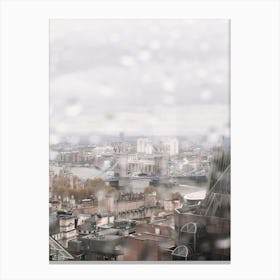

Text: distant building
xmin=98 ymin=195 xmax=115 ymax=213
xmin=161 ymin=138 xmax=179 ymax=156
xmin=57 ymin=151 xmax=80 ymax=164
xmin=163 ymin=199 xmax=181 ymax=212
xmin=144 ymin=192 xmax=157 ymax=207
xmin=137 ymin=138 xmax=153 ymax=154
xmin=116 ymin=153 xmax=156 ymax=177
xmin=51 ymin=215 xmax=78 ymax=248
xmin=78 ymin=216 xmax=96 ymax=235
xmin=81 ymin=199 xmax=93 ymax=208
xmin=154 ymin=155 xmax=169 ymax=176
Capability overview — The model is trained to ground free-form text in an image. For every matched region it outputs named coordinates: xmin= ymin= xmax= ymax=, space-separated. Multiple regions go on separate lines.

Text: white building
xmin=161 ymin=138 xmax=179 ymax=156
xmin=137 ymin=138 xmax=153 ymax=154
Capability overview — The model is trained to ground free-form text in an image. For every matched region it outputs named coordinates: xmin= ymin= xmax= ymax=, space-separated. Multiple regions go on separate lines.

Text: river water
xmin=49 ymin=164 xmax=208 ymax=196
xmin=50 ymin=165 xmax=104 ymax=180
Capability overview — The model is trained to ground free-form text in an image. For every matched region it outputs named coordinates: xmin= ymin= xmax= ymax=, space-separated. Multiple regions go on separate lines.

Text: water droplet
xmin=149 ymin=40 xmax=161 ymax=51
xmin=208 ymin=132 xmax=220 ymax=144
xmin=56 ymin=122 xmax=68 ymax=133
xmin=196 ymin=68 xmax=208 ymax=78
xmin=200 ymin=89 xmax=212 ymax=101
xmin=137 ymin=50 xmax=151 ymax=62
xmin=105 ymin=113 xmax=114 ymax=120
xmin=120 ymin=55 xmax=135 ymax=67
xmin=162 ymin=79 xmax=176 ymax=92
xmin=213 ymin=75 xmax=224 ymax=85
xmin=64 ymin=99 xmax=81 ymax=117
xmin=215 ymin=238 xmax=230 ymax=249
xmin=98 ymin=84 xmax=113 ymax=97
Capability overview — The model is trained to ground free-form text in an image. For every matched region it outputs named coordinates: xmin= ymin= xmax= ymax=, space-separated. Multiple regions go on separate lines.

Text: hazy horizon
xmin=50 ymin=19 xmax=230 ymax=145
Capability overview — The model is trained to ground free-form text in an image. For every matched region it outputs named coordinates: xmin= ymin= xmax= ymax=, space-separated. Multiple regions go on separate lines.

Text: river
xmin=49 ymin=164 xmax=208 ymax=196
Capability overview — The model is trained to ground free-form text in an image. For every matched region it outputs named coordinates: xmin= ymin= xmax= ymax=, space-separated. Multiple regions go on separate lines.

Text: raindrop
xmin=64 ymin=99 xmax=81 ymax=117
xmin=120 ymin=55 xmax=135 ymax=67
xmin=105 ymin=113 xmax=114 ymax=120
xmin=56 ymin=122 xmax=68 ymax=133
xmin=200 ymin=89 xmax=212 ymax=101
xmin=149 ymin=40 xmax=161 ymax=51
xmin=137 ymin=50 xmax=151 ymax=62
xmin=213 ymin=75 xmax=224 ymax=85
xmin=98 ymin=84 xmax=114 ymax=97
xmin=196 ymin=68 xmax=208 ymax=79
xmin=162 ymin=79 xmax=176 ymax=92
xmin=215 ymin=238 xmax=230 ymax=249
xmin=208 ymin=132 xmax=220 ymax=144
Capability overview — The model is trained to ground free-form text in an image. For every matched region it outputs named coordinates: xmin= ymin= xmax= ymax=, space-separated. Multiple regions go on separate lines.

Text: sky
xmin=50 ymin=19 xmax=230 ymax=144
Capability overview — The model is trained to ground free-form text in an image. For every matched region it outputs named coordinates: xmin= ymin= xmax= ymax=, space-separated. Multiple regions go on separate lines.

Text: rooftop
xmin=82 ymin=234 xmax=121 ymax=241
xmin=184 ymin=190 xmax=207 ymax=201
xmin=49 ymin=236 xmax=74 ymax=261
xmin=129 ymin=232 xmax=175 ymax=248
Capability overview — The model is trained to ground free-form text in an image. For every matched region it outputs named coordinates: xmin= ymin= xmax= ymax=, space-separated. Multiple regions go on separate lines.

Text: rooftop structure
xmin=174 ymin=149 xmax=230 ymax=260
xmin=49 ymin=236 xmax=74 ymax=261
xmin=184 ymin=190 xmax=207 ymax=201
xmin=195 ymin=165 xmax=230 ymax=219
xmin=171 ymin=245 xmax=193 ymax=260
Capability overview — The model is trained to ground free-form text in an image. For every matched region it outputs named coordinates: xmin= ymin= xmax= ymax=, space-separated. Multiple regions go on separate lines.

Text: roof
xmin=79 ymin=222 xmax=95 ymax=231
xmin=180 ymin=222 xmax=206 ymax=233
xmin=196 ymin=165 xmax=230 ymax=219
xmin=49 ymin=236 xmax=74 ymax=261
xmin=130 ymin=232 xmax=175 ymax=248
xmin=82 ymin=234 xmax=121 ymax=241
xmin=184 ymin=190 xmax=206 ymax=201
xmin=85 ymin=216 xmax=96 ymax=223
xmin=98 ymin=228 xmax=120 ymax=236
xmin=81 ymin=199 xmax=92 ymax=202
xmin=172 ymin=245 xmax=191 ymax=257
xmin=59 ymin=215 xmax=75 ymax=220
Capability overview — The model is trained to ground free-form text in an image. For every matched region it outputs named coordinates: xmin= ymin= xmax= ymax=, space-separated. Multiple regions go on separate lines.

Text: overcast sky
xmin=50 ymin=19 xmax=230 ymax=144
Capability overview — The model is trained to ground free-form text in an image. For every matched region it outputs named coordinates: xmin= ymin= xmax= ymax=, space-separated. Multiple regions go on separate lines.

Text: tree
xmin=171 ymin=192 xmax=184 ymax=203
xmin=144 ymin=186 xmax=158 ymax=194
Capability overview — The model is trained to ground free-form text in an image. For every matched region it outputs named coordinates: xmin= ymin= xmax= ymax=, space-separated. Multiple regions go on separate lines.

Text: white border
xmin=0 ymin=1 xmax=279 ymax=280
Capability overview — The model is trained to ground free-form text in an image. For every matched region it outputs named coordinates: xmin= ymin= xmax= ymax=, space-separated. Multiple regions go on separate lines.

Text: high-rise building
xmin=137 ymin=138 xmax=153 ymax=154
xmin=161 ymin=138 xmax=179 ymax=156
